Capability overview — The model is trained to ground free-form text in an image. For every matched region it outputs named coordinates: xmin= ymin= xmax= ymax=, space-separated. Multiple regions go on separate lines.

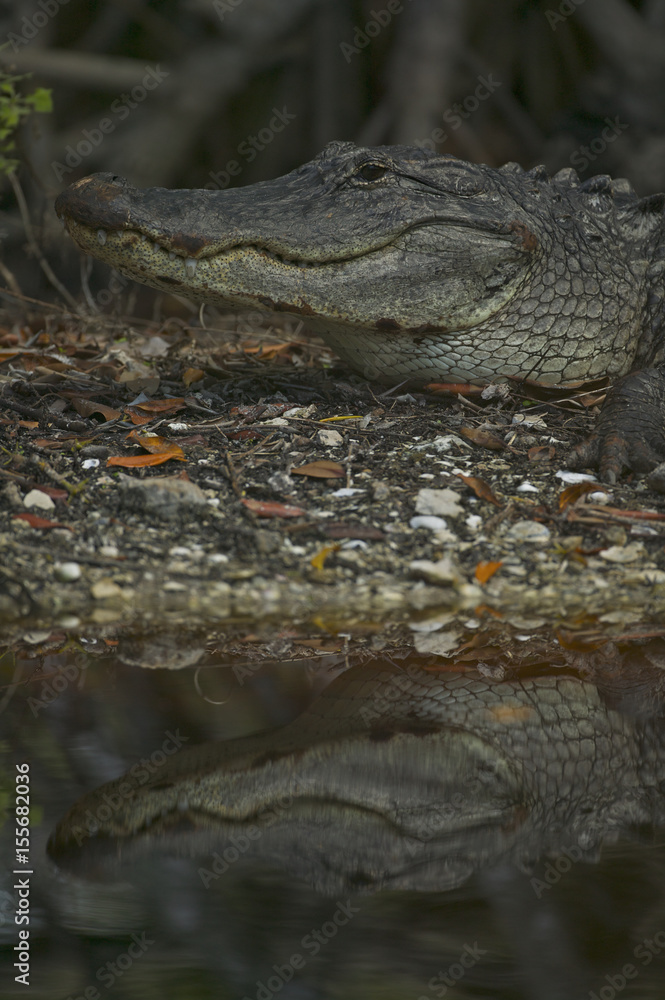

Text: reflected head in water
xmin=48 ymin=661 xmax=665 ymax=896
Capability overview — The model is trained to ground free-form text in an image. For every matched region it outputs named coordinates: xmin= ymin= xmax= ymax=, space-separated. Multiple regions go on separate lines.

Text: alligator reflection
xmin=48 ymin=661 xmax=665 ymax=895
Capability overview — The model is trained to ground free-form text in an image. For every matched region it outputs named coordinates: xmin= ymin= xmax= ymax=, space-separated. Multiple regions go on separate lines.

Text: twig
xmin=8 ymin=172 xmax=82 ymax=312
xmin=0 ymin=260 xmax=22 ymax=297
xmin=224 ymin=450 xmax=243 ymax=499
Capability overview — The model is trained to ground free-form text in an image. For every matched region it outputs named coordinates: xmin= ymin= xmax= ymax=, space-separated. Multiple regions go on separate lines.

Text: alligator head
xmin=55 ymin=141 xmax=654 ymax=386
xmin=47 ymin=665 xmax=663 ymax=894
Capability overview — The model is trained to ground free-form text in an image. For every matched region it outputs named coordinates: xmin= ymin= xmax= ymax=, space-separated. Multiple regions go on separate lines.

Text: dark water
xmin=2 ymin=620 xmax=665 ymax=1000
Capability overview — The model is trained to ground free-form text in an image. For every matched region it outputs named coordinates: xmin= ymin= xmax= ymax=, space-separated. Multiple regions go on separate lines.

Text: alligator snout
xmin=55 ymin=173 xmax=133 ymax=232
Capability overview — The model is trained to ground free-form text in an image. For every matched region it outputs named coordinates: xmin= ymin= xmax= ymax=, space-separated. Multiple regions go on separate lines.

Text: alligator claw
xmin=566 ymin=368 xmax=665 ymax=483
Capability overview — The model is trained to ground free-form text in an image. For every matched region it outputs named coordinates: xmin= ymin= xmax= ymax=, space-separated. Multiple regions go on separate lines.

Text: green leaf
xmin=28 ymin=88 xmax=52 ymax=112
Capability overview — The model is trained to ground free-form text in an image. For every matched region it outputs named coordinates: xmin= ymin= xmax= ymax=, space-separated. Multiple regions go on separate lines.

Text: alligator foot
xmin=566 ymin=368 xmax=665 ymax=484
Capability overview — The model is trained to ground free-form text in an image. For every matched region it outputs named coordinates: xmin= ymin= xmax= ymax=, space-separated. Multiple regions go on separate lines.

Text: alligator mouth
xmin=58 ymin=216 xmax=395 ymax=305
xmin=60 ymin=215 xmax=399 ymax=278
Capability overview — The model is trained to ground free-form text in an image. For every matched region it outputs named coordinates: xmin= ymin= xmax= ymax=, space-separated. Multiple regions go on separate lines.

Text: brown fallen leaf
xmin=475 ymin=560 xmax=503 ymax=584
xmin=125 ymin=431 xmax=186 ymax=459
xmin=424 ymin=383 xmax=486 ymax=395
xmin=242 ymin=342 xmax=295 ymax=359
xmin=555 ymin=628 xmax=608 ymax=652
xmin=107 ymin=451 xmax=184 ymax=468
xmin=33 ymin=486 xmax=68 ymax=501
xmin=132 ymin=398 xmax=186 ymax=414
xmin=226 ymin=429 xmax=264 ymax=441
xmin=70 ymin=398 xmax=122 ymax=422
xmin=456 ymin=473 xmax=502 ymax=507
xmin=460 ymin=427 xmax=505 ymax=450
xmin=325 ymin=522 xmax=386 ymax=540
xmin=124 ymin=407 xmax=153 ymax=426
xmin=241 ymin=498 xmax=306 ymax=518
xmin=13 ymin=513 xmax=73 ymax=530
xmin=528 ymin=445 xmax=555 ymax=462
xmin=183 ymin=367 xmax=205 ymax=386
xmin=292 ymin=460 xmax=345 ymax=478
xmin=559 ymin=481 xmax=607 ymax=510
xmin=310 ymin=543 xmax=341 ymax=570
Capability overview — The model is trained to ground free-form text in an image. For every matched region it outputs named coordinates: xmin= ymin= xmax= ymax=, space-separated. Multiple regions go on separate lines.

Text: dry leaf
xmin=241 ymin=498 xmax=306 ymax=518
xmin=528 ymin=445 xmax=555 ymax=462
xmin=310 ymin=543 xmax=340 ymax=570
xmin=319 ymin=415 xmax=363 ymax=422
xmin=292 ymin=460 xmax=345 ymax=478
xmin=555 ymin=628 xmax=608 ymax=651
xmin=124 ymin=407 xmax=153 ymax=425
xmin=13 ymin=513 xmax=72 ymax=530
xmin=183 ymin=367 xmax=205 ymax=386
xmin=107 ymin=452 xmax=183 ymax=468
xmin=424 ymin=383 xmax=486 ymax=395
xmin=125 ymin=431 xmax=186 ymax=459
xmin=475 ymin=560 xmax=503 ymax=584
xmin=242 ymin=342 xmax=293 ymax=359
xmin=325 ymin=522 xmax=386 ymax=540
xmin=559 ymin=481 xmax=607 ymax=510
xmin=456 ymin=474 xmax=502 ymax=507
xmin=133 ymin=398 xmax=186 ymax=414
xmin=71 ymin=398 xmax=122 ymax=421
xmin=460 ymin=427 xmax=505 ymax=450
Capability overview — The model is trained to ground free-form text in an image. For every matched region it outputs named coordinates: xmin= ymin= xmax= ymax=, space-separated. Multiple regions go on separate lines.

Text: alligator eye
xmin=356 ymin=162 xmax=389 ymax=182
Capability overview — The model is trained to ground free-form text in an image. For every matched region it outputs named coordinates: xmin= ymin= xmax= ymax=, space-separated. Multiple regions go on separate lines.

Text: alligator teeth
xmin=140 ymin=233 xmax=148 ymax=242
xmin=168 ymin=251 xmax=176 ymax=260
xmin=97 ymin=229 xmax=107 ymax=246
xmin=185 ymin=257 xmax=197 ymax=277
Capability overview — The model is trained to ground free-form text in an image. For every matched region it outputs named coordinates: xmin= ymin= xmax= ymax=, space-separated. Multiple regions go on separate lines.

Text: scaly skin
xmin=48 ymin=665 xmax=665 ymax=894
xmin=55 ymin=142 xmax=665 ymax=478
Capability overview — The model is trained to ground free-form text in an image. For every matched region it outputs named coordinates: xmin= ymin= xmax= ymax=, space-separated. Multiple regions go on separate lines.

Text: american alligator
xmin=55 ymin=142 xmax=665 ymax=481
xmin=48 ymin=663 xmax=665 ymax=894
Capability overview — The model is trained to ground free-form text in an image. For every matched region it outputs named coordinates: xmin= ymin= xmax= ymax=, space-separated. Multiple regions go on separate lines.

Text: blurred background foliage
xmin=1 ymin=0 xmax=665 ymax=297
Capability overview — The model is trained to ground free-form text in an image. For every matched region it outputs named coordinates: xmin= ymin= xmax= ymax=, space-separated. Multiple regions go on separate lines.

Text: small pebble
xmin=54 ymin=562 xmax=81 ymax=583
xmin=24 ymin=489 xmax=55 ymax=511
xmin=555 ymin=470 xmax=597 ymax=484
xmin=516 ymin=482 xmax=539 ymax=493
xmin=410 ymin=515 xmax=447 ymax=530
xmin=505 ymin=520 xmax=551 ymax=545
